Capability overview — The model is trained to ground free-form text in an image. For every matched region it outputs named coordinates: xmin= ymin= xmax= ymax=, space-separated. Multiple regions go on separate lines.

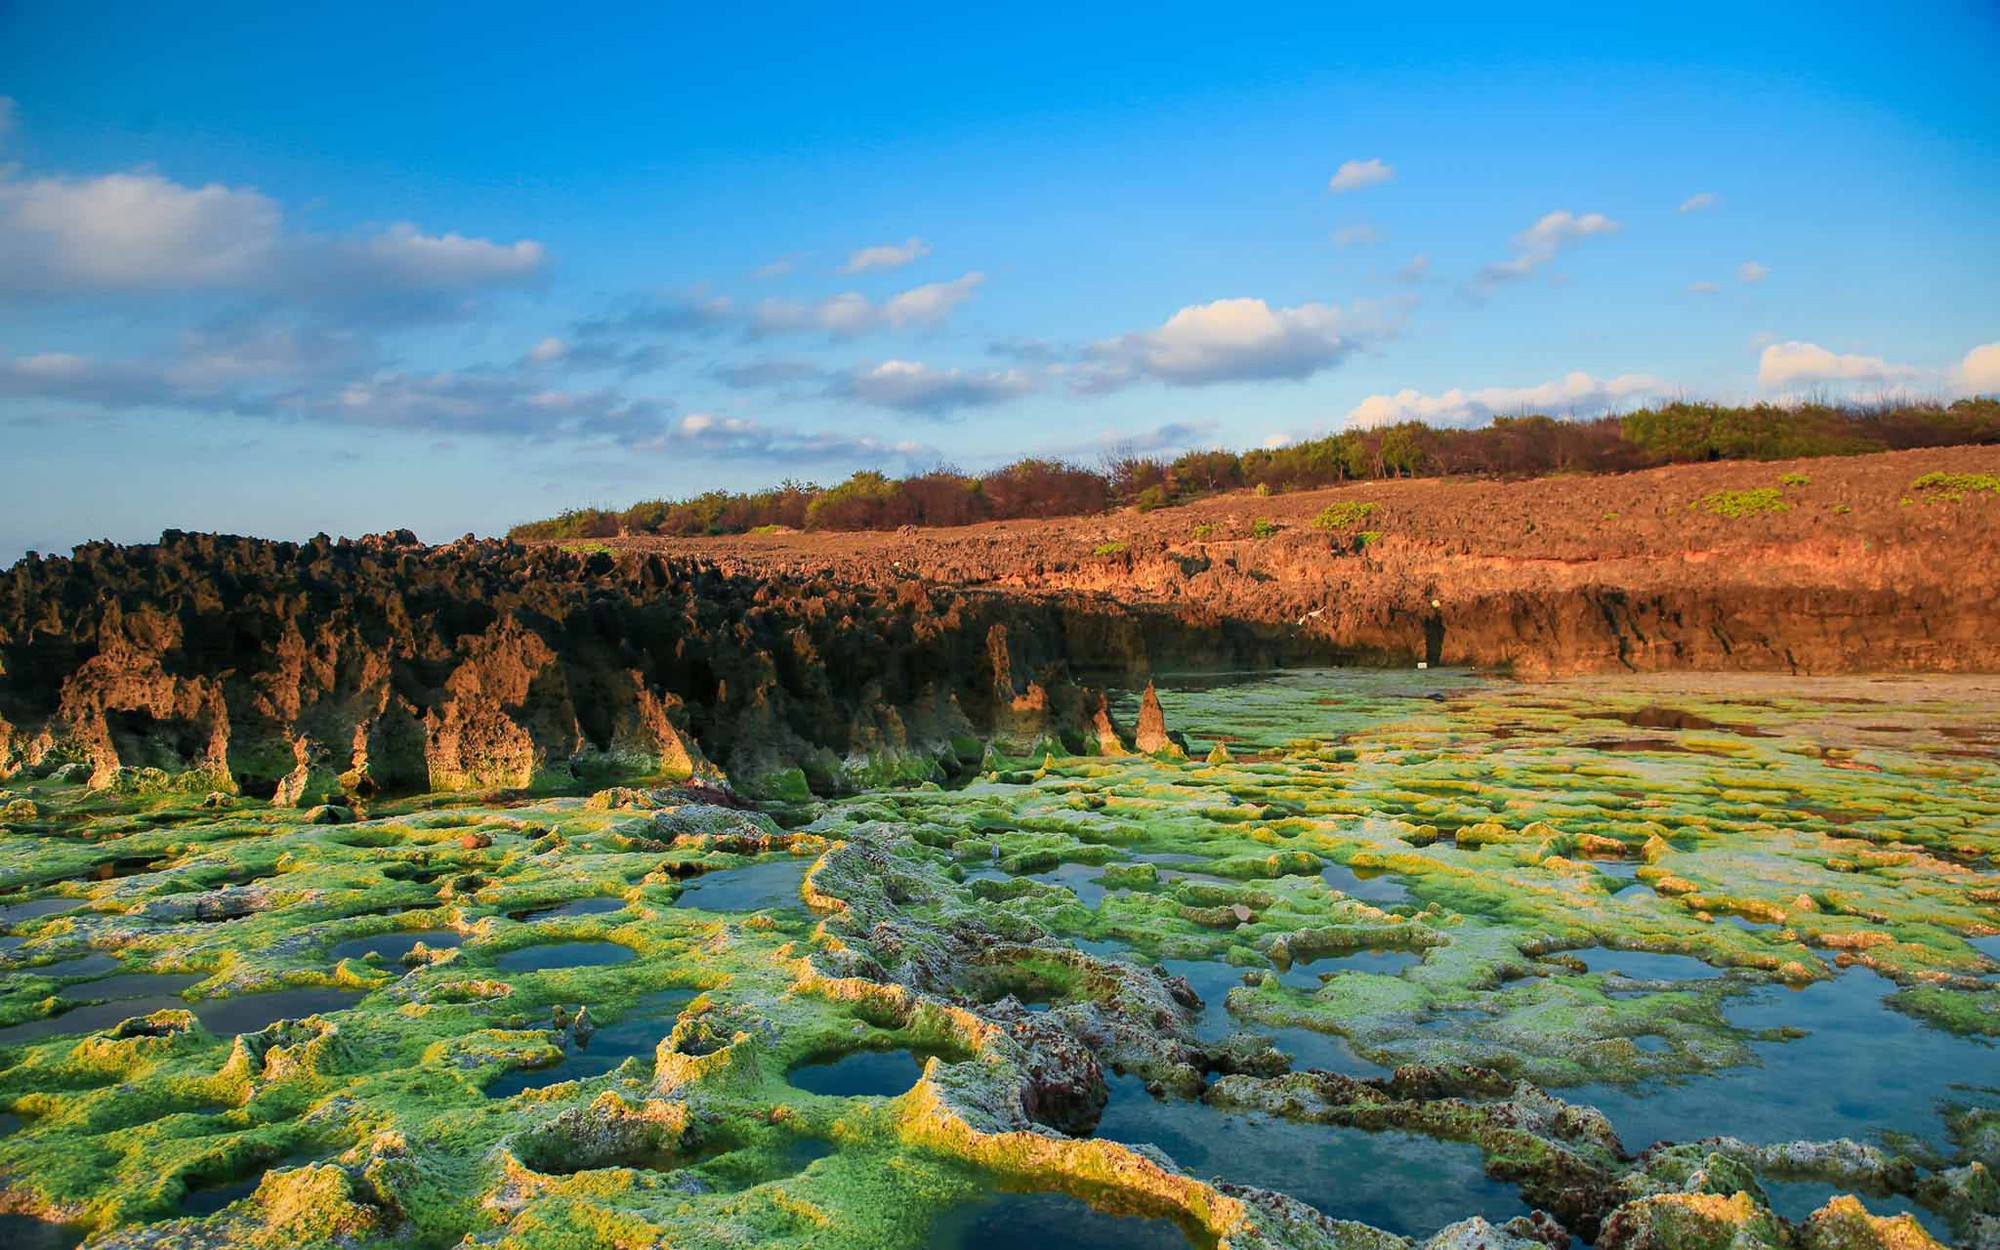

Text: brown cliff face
xmin=601 ymin=445 xmax=2000 ymax=678
xmin=0 ymin=531 xmax=1284 ymax=801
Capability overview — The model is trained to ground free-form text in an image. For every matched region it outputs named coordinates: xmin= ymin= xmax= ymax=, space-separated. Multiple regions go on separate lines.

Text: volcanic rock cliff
xmin=0 ymin=531 xmax=1305 ymax=802
xmin=610 ymin=445 xmax=2000 ymax=677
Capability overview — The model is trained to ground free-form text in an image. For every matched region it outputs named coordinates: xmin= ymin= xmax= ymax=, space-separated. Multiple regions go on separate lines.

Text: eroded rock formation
xmin=0 ymin=531 xmax=1282 ymax=801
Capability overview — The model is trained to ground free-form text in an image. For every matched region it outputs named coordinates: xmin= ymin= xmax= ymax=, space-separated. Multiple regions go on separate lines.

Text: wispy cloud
xmin=1397 ymin=254 xmax=1432 ymax=283
xmin=832 ymin=359 xmax=1034 ymax=415
xmin=1328 ymin=158 xmax=1393 ymax=194
xmin=1679 ymin=192 xmax=1718 ymax=214
xmin=1332 ymin=223 xmax=1382 ymax=247
xmin=840 ymin=237 xmax=931 ymax=274
xmin=1738 ymin=260 xmax=1769 ymax=284
xmin=753 ymin=272 xmax=984 ymax=336
xmin=1474 ymin=210 xmax=1620 ymax=289
xmin=1346 ymin=370 xmax=1667 ymax=428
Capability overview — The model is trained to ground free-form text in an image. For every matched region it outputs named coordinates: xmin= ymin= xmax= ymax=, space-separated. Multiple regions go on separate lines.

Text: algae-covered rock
xmin=1597 ymin=1191 xmax=1786 ymax=1249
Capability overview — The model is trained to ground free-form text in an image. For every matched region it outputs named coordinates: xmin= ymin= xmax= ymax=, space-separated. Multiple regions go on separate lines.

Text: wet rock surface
xmin=0 ymin=668 xmax=1990 ymax=1249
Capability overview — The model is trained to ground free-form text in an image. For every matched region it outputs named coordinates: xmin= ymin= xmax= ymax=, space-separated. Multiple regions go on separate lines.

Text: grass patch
xmin=1250 ymin=518 xmax=1280 ymax=539
xmin=1091 ymin=541 xmax=1127 ymax=557
xmin=1696 ymin=488 xmax=1790 ymax=519
xmin=1314 ymin=501 xmax=1380 ymax=530
xmin=1910 ymin=471 xmax=2000 ymax=501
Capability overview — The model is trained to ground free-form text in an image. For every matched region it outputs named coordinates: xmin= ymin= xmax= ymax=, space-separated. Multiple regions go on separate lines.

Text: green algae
xmin=0 ymin=670 xmax=1991 ymax=1249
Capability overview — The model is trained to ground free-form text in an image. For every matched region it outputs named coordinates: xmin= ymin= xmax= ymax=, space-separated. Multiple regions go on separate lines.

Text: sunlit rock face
xmin=0 ymin=668 xmax=1987 ymax=1249
xmin=0 ymin=532 xmax=1313 ymax=803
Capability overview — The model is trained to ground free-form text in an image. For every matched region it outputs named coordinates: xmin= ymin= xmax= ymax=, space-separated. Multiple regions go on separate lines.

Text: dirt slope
xmin=600 ymin=446 xmax=2000 ymax=676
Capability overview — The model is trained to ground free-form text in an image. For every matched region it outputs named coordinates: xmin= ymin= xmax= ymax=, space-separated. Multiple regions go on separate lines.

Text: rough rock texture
xmin=604 ymin=445 xmax=2000 ymax=677
xmin=0 ymin=531 xmax=1298 ymax=800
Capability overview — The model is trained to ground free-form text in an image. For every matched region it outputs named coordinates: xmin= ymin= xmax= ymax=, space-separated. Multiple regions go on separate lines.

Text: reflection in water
xmin=1096 ymin=1073 xmax=1529 ymax=1239
xmin=928 ymin=1189 xmax=1193 ymax=1250
xmin=486 ymin=988 xmax=697 ymax=1098
xmin=673 ymin=858 xmax=809 ymax=912
xmin=494 ymin=941 xmax=636 ymax=972
xmin=1579 ymin=970 xmax=1998 ymax=1152
xmin=788 ymin=1048 xmax=944 ymax=1098
xmin=327 ymin=929 xmax=462 ymax=963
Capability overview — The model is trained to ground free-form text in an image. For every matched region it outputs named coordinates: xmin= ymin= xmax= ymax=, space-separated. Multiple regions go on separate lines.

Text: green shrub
xmin=1355 ymin=530 xmax=1383 ymax=548
xmin=1191 ymin=522 xmax=1217 ymax=541
xmin=1092 ymin=541 xmax=1128 ymax=557
xmin=1250 ymin=518 xmax=1280 ymax=539
xmin=1697 ymin=488 xmax=1790 ymax=518
xmin=1910 ymin=471 xmax=2000 ymax=501
xmin=1313 ymin=501 xmax=1379 ymax=529
xmin=1780 ymin=472 xmax=1811 ymax=486
xmin=1134 ymin=484 xmax=1173 ymax=512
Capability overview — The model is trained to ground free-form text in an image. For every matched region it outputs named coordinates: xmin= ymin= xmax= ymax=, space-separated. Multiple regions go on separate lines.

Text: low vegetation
xmin=510 ymin=398 xmax=2000 ymax=541
xmin=1697 ymin=487 xmax=1790 ymax=519
xmin=1314 ymin=501 xmax=1379 ymax=529
xmin=1910 ymin=470 xmax=2000 ymax=501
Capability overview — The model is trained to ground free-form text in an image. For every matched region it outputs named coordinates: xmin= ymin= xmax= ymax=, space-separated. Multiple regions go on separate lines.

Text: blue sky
xmin=1 ymin=1 xmax=1995 ymax=560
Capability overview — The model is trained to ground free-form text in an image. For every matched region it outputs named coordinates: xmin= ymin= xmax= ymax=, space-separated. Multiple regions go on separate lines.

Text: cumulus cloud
xmin=1328 ymin=158 xmax=1393 ymax=194
xmin=1688 ymin=281 xmax=1719 ymax=294
xmin=1345 ymin=370 xmax=1668 ymax=429
xmin=1738 ymin=261 xmax=1769 ymax=284
xmin=628 ymin=412 xmax=934 ymax=464
xmin=0 ymin=170 xmax=283 ymax=291
xmin=1078 ymin=297 xmax=1397 ymax=390
xmin=833 ymin=359 xmax=1034 ymax=416
xmin=1398 ymin=254 xmax=1432 ymax=283
xmin=1332 ymin=223 xmax=1382 ymax=247
xmin=1679 ymin=192 xmax=1718 ymax=214
xmin=0 ymin=167 xmax=546 ymax=315
xmin=1757 ymin=341 xmax=1915 ymax=390
xmin=1475 ymin=210 xmax=1619 ymax=288
xmin=1960 ymin=343 xmax=2000 ymax=395
xmin=753 ymin=272 xmax=983 ymax=337
xmin=840 ymin=237 xmax=931 ymax=274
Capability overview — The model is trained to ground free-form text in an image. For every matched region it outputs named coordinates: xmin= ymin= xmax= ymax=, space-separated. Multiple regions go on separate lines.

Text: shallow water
xmin=327 ymin=928 xmax=463 ymax=963
xmin=1760 ymin=1178 xmax=1948 ymax=1240
xmin=1273 ymin=948 xmax=1422 ymax=991
xmin=788 ymin=1047 xmax=941 ymax=1098
xmin=1579 ymin=969 xmax=1996 ymax=1152
xmin=0 ymin=1214 xmax=82 ymax=1249
xmin=673 ymin=858 xmax=809 ymax=912
xmin=507 ymin=896 xmax=628 ymax=923
xmin=486 ymin=987 xmax=696 ymax=1097
xmin=0 ymin=898 xmax=78 ymax=926
xmin=927 ymin=1188 xmax=1194 ymax=1249
xmin=1096 ymin=1073 xmax=1530 ymax=1239
xmin=1319 ymin=862 xmax=1413 ymax=905
xmin=1567 ymin=949 xmax=1725 ymax=980
xmin=493 ymin=941 xmax=636 ymax=972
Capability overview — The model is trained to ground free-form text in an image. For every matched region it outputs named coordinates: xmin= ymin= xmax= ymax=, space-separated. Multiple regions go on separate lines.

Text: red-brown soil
xmin=598 ymin=445 xmax=2000 ymax=677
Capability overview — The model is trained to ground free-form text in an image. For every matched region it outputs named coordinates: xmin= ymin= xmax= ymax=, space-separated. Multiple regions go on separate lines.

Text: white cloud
xmin=1756 ymin=341 xmax=1916 ymax=389
xmin=1960 ymin=343 xmax=2000 ymax=395
xmin=1688 ymin=281 xmax=1719 ymax=294
xmin=1328 ymin=158 xmax=1393 ymax=194
xmin=1474 ymin=210 xmax=1619 ymax=288
xmin=1082 ymin=297 xmax=1399 ymax=389
xmin=754 ymin=272 xmax=983 ymax=336
xmin=0 ymin=170 xmax=282 ymax=291
xmin=752 ymin=256 xmax=796 ymax=280
xmin=1398 ymin=254 xmax=1432 ymax=283
xmin=1738 ymin=260 xmax=1769 ymax=283
xmin=1346 ymin=370 xmax=1668 ymax=429
xmin=526 ymin=337 xmax=568 ymax=364
xmin=1679 ymin=192 xmax=1718 ymax=214
xmin=841 ymin=237 xmax=931 ymax=274
xmin=0 ymin=166 xmax=547 ymax=316
xmin=838 ymin=359 xmax=1034 ymax=415
xmin=1332 ymin=223 xmax=1382 ymax=247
